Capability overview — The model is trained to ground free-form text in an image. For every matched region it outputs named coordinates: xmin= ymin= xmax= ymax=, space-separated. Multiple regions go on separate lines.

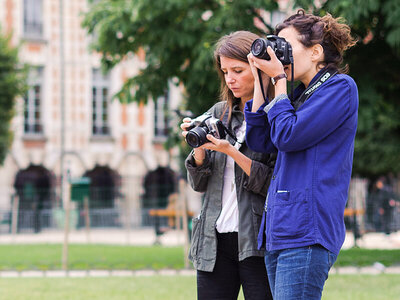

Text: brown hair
xmin=213 ymin=31 xmax=260 ymax=120
xmin=276 ymin=9 xmax=357 ymax=73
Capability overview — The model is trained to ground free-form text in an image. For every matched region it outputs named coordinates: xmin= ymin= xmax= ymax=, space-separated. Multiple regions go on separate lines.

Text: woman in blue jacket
xmin=244 ymin=10 xmax=358 ymax=299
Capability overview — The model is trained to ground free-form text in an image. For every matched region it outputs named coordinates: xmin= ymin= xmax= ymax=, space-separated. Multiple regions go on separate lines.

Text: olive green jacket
xmin=186 ymin=101 xmax=276 ymax=272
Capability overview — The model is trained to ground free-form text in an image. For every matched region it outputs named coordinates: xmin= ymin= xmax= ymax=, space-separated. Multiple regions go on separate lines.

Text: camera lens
xmin=251 ymin=38 xmax=271 ymax=60
xmin=186 ymin=127 xmax=208 ymax=148
xmin=251 ymin=39 xmax=265 ymax=56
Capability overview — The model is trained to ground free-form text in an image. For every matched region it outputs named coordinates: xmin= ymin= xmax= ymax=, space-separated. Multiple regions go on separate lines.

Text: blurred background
xmin=0 ymin=0 xmax=399 ymax=255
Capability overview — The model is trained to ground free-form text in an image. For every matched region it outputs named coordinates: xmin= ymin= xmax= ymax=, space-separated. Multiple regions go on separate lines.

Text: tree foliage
xmin=83 ymin=0 xmax=400 ymax=179
xmin=82 ymin=0 xmax=279 ymax=115
xmin=82 ymin=0 xmax=280 ymax=176
xmin=0 ymin=32 xmax=26 ymax=165
xmin=293 ymin=0 xmax=400 ymax=178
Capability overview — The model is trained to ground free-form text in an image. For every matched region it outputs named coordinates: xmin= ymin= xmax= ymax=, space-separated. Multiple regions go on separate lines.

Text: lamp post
xmin=59 ymin=0 xmax=68 ymax=270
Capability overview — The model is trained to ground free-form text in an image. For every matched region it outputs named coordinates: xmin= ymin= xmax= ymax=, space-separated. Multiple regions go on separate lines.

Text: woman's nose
xmin=226 ymin=76 xmax=235 ymax=84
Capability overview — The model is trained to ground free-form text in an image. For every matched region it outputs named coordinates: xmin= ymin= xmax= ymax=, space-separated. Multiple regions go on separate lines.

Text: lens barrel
xmin=186 ymin=126 xmax=209 ymax=148
xmin=251 ymin=38 xmax=272 ymax=60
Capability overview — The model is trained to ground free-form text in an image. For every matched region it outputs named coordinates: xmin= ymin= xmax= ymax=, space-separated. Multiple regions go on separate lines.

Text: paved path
xmin=0 ymin=228 xmax=186 ymax=246
xmin=1 ymin=228 xmax=400 ymax=248
xmin=0 ymin=269 xmax=197 ymax=278
xmin=1 ymin=265 xmax=400 ymax=278
xmin=342 ymin=230 xmax=400 ymax=250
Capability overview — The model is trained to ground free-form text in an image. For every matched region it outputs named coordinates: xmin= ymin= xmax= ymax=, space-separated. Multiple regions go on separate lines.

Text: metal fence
xmin=0 ymin=176 xmax=399 ymax=238
xmin=0 ymin=175 xmax=180 ymax=235
xmin=345 ymin=177 xmax=400 ymax=237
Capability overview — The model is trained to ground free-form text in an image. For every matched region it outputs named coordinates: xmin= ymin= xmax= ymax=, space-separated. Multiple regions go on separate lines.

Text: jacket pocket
xmin=189 ymin=216 xmax=201 ymax=260
xmin=271 ymin=189 xmax=310 ymax=240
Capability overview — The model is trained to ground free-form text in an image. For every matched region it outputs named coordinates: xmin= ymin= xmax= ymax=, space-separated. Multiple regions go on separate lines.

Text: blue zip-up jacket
xmin=244 ymin=70 xmax=358 ymax=255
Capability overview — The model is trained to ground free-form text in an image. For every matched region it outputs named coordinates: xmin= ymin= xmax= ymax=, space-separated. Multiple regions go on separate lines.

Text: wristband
xmin=271 ymin=73 xmax=287 ymax=85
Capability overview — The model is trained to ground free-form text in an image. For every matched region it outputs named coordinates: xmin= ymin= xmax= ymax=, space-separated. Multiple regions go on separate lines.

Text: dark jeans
xmin=197 ymin=232 xmax=272 ymax=300
xmin=265 ymin=245 xmax=337 ymax=300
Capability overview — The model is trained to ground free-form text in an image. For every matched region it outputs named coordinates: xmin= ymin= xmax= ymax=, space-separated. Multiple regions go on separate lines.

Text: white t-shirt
xmin=216 ymin=120 xmax=246 ymax=233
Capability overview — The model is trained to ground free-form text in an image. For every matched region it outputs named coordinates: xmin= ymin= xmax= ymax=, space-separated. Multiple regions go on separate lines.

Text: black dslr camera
xmin=251 ymin=35 xmax=293 ymax=65
xmin=185 ymin=114 xmax=227 ymax=148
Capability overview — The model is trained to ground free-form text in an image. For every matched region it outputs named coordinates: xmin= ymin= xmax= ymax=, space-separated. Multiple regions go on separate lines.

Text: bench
xmin=148 ymin=193 xmax=193 ymax=240
xmin=344 ymin=208 xmax=365 ymax=217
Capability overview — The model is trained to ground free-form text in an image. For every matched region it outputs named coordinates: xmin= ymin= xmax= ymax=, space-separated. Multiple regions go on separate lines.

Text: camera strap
xmin=292 ymin=67 xmax=337 ymax=111
xmin=221 ymin=106 xmax=242 ymax=145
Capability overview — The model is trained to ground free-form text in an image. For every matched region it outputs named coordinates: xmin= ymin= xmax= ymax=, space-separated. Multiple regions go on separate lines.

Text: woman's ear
xmin=311 ymin=44 xmax=324 ymax=62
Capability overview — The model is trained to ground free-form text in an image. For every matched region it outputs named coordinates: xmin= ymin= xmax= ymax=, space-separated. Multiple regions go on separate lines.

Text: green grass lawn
xmin=0 ymin=244 xmax=399 ymax=271
xmin=335 ymin=248 xmax=400 ymax=267
xmin=323 ymin=274 xmax=400 ymax=299
xmin=0 ymin=244 xmax=184 ymax=270
xmin=0 ymin=274 xmax=399 ymax=300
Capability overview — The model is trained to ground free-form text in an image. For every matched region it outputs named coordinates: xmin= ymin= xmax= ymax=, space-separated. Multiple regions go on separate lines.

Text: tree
xmin=0 ymin=31 xmax=26 ymax=164
xmin=82 ymin=0 xmax=279 ymax=115
xmin=293 ymin=0 xmax=400 ymax=178
xmin=83 ymin=0 xmax=400 ymax=179
xmin=82 ymin=0 xmax=280 ymax=175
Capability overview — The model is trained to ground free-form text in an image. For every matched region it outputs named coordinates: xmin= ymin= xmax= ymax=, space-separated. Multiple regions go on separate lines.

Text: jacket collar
xmin=231 ymin=100 xmax=244 ymax=130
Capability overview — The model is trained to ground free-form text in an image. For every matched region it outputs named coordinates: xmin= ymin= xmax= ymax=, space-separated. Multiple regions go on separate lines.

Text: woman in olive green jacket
xmin=181 ymin=31 xmax=275 ymax=300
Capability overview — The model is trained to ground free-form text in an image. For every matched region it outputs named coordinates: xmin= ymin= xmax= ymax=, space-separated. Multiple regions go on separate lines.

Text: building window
xmin=154 ymin=91 xmax=169 ymax=138
xmin=24 ymin=67 xmax=44 ymax=135
xmin=92 ymin=69 xmax=110 ymax=136
xmin=23 ymin=0 xmax=43 ymax=38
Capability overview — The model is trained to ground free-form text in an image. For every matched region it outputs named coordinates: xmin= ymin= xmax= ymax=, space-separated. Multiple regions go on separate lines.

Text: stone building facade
xmin=0 ymin=0 xmax=182 ymax=231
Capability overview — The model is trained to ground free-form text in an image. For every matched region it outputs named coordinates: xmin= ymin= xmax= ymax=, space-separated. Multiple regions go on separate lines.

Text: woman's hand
xmin=248 ymin=52 xmax=272 ymax=110
xmin=248 ymin=53 xmax=260 ymax=81
xmin=180 ymin=117 xmax=192 ymax=136
xmin=248 ymin=47 xmax=285 ymax=78
xmin=205 ymin=134 xmax=252 ymax=177
xmin=248 ymin=53 xmax=272 ymax=85
xmin=201 ymin=134 xmax=234 ymax=156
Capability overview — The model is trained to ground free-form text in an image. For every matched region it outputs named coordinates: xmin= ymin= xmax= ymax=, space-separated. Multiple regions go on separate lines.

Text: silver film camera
xmin=185 ymin=114 xmax=226 ymax=148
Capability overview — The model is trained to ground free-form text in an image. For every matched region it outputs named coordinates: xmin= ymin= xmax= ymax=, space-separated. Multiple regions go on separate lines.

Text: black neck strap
xmin=221 ymin=105 xmax=240 ymax=144
xmin=292 ymin=67 xmax=338 ymax=111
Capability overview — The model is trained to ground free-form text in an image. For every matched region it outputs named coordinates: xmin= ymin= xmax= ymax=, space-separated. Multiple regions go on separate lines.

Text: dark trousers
xmin=197 ymin=232 xmax=272 ymax=300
